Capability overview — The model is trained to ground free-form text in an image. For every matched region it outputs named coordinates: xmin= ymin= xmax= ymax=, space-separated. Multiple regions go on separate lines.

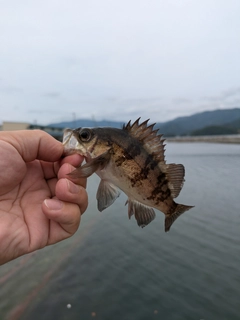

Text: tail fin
xmin=165 ymin=204 xmax=194 ymax=232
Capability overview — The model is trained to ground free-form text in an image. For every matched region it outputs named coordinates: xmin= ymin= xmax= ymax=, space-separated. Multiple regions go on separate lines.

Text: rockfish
xmin=63 ymin=118 xmax=193 ymax=232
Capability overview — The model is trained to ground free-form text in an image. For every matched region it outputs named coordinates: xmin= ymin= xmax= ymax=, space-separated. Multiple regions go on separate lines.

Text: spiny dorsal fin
xmin=123 ymin=118 xmax=166 ymax=163
xmin=165 ymin=163 xmax=185 ymax=198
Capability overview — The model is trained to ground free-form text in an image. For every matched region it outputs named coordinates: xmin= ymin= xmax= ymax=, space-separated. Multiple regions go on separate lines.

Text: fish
xmin=63 ymin=118 xmax=194 ymax=232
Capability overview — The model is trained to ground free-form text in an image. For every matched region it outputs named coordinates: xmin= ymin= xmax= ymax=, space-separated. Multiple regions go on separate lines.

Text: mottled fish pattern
xmin=63 ymin=118 xmax=193 ymax=231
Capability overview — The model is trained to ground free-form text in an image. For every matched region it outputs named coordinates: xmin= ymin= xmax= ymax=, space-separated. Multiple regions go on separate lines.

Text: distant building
xmin=1 ymin=121 xmax=30 ymax=131
xmin=0 ymin=121 xmax=64 ymax=141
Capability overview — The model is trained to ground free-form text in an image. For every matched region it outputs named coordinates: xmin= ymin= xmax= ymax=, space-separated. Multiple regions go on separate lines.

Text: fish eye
xmin=79 ymin=129 xmax=92 ymax=142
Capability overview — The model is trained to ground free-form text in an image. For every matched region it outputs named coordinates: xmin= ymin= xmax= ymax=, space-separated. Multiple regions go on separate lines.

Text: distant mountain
xmin=158 ymin=108 xmax=240 ymax=136
xmin=48 ymin=108 xmax=240 ymax=137
xmin=225 ymin=117 xmax=240 ymax=130
xmin=191 ymin=125 xmax=238 ymax=136
xmin=190 ymin=116 xmax=240 ymax=136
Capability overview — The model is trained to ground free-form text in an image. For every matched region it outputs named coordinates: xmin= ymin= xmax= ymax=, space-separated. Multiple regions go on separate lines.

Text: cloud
xmin=0 ymin=85 xmax=23 ymax=94
xmin=201 ymin=87 xmax=240 ymax=105
xmin=172 ymin=98 xmax=192 ymax=105
xmin=42 ymin=91 xmax=61 ymax=98
xmin=221 ymin=87 xmax=240 ymax=99
xmin=202 ymin=87 xmax=240 ymax=102
xmin=1 ymin=1 xmax=240 ymax=124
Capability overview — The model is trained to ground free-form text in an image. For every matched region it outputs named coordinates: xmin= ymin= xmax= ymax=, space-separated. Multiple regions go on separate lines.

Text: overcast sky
xmin=1 ymin=0 xmax=240 ymax=125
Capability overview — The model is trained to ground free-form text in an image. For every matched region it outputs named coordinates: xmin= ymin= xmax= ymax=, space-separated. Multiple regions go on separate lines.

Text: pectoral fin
xmin=97 ymin=180 xmax=121 ymax=211
xmin=126 ymin=198 xmax=156 ymax=228
xmin=69 ymin=150 xmax=111 ymax=179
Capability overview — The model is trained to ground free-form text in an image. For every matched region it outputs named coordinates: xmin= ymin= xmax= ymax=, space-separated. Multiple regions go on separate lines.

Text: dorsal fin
xmin=123 ymin=118 xmax=166 ymax=163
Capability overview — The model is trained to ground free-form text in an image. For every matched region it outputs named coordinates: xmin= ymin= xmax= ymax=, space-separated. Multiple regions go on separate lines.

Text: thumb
xmin=42 ymin=198 xmax=81 ymax=245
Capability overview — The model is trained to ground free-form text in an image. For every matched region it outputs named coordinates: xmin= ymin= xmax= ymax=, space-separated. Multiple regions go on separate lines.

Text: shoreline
xmin=166 ymin=135 xmax=240 ymax=144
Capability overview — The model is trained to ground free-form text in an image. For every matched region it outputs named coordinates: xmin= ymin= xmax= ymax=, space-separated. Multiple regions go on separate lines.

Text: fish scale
xmin=63 ymin=118 xmax=194 ymax=232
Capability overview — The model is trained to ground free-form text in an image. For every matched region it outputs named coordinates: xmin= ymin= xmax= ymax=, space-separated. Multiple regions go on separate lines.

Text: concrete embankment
xmin=166 ymin=135 xmax=240 ymax=144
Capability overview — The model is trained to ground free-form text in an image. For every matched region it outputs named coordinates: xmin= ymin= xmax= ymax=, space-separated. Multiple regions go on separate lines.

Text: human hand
xmin=0 ymin=130 xmax=88 ymax=265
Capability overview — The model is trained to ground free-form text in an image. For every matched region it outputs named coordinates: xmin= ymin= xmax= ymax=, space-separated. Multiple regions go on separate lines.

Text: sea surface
xmin=0 ymin=142 xmax=240 ymax=320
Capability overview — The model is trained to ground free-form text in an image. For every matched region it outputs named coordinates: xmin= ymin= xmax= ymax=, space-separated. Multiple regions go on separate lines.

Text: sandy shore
xmin=166 ymin=135 xmax=240 ymax=144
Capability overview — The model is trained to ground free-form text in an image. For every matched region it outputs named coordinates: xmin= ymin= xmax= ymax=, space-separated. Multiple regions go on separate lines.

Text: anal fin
xmin=126 ymin=198 xmax=156 ymax=228
xmin=97 ymin=180 xmax=121 ymax=212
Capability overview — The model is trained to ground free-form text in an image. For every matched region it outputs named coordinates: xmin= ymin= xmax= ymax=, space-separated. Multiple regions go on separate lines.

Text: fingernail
xmin=67 ymin=179 xmax=79 ymax=194
xmin=44 ymin=199 xmax=63 ymax=210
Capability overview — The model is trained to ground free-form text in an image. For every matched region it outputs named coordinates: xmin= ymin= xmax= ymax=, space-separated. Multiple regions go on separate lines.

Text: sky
xmin=1 ymin=0 xmax=240 ymax=125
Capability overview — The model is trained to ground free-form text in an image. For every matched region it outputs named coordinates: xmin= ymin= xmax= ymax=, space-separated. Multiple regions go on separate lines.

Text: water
xmin=1 ymin=143 xmax=240 ymax=320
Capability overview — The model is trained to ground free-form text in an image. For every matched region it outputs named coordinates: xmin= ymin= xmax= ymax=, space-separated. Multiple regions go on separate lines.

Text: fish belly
xmin=97 ymin=160 xmax=172 ymax=215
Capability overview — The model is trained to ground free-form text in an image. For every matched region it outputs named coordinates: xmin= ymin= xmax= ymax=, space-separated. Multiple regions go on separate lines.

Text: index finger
xmin=0 ymin=130 xmax=63 ymax=162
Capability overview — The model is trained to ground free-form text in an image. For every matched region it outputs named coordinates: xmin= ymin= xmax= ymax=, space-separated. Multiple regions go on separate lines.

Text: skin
xmin=0 ymin=130 xmax=88 ymax=265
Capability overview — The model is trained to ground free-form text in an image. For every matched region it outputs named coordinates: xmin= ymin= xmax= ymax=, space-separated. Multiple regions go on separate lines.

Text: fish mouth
xmin=62 ymin=129 xmax=81 ymax=155
xmin=62 ymin=129 xmax=73 ymax=144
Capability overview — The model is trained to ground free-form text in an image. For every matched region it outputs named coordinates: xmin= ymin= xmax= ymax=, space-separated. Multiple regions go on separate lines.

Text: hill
xmin=225 ymin=117 xmax=240 ymax=130
xmin=158 ymin=108 xmax=240 ymax=136
xmin=191 ymin=125 xmax=238 ymax=136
